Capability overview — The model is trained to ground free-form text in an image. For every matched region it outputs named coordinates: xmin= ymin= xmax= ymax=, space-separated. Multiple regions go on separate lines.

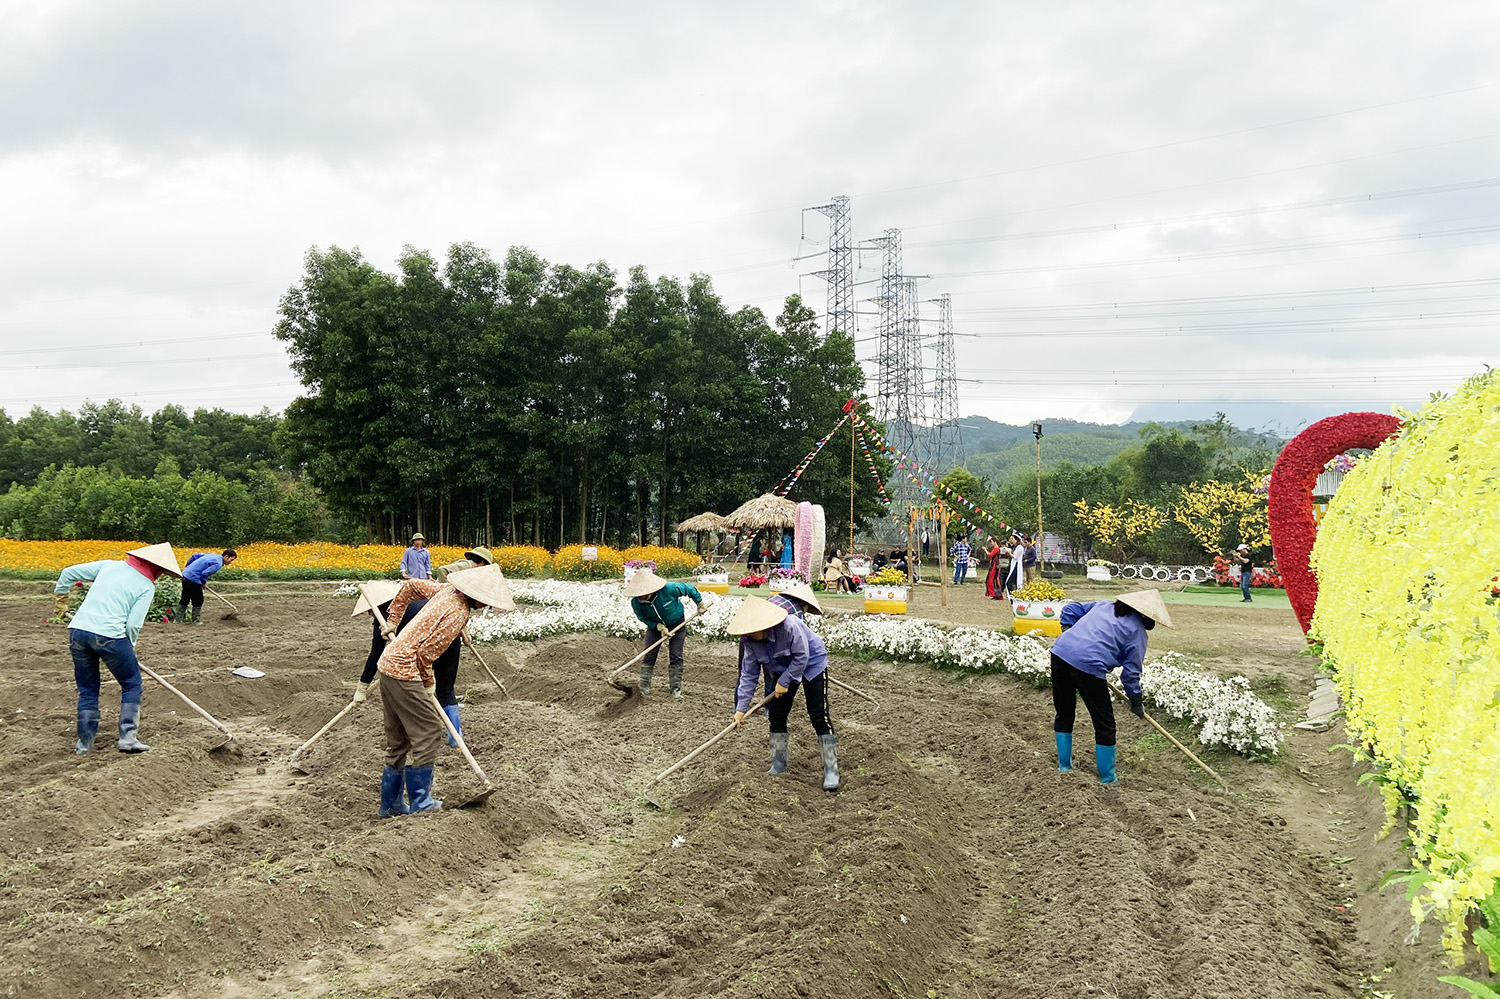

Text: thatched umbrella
xmin=721 ymin=493 xmax=797 ymax=532
xmin=676 ymin=511 xmax=726 ymax=554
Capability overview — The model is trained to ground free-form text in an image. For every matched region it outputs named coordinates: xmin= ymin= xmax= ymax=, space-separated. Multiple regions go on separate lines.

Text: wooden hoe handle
xmin=647 ymin=692 xmax=773 ymax=788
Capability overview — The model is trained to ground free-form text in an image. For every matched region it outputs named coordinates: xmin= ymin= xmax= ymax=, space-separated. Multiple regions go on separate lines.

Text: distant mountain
xmin=893 ymin=416 xmax=1285 ymax=485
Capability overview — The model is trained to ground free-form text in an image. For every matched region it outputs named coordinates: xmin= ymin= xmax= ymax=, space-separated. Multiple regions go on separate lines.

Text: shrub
xmin=491 ymin=544 xmax=550 ymax=579
xmin=553 ymin=543 xmax=624 ymax=580
xmin=621 ymin=545 xmax=703 ymax=577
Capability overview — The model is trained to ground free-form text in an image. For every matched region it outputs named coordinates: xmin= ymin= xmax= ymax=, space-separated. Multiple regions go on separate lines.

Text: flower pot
xmin=1086 ymin=565 xmax=1112 ymax=582
xmin=847 ymin=556 xmax=873 ymax=577
xmin=863 ymin=584 xmax=908 ymax=615
xmin=768 ymin=576 xmax=802 ymax=592
xmin=696 ymin=572 xmax=729 ymax=594
xmin=1010 ymin=597 xmax=1067 ymax=637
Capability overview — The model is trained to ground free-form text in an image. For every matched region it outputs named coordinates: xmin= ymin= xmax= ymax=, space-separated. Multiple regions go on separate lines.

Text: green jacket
xmin=630 ymin=581 xmax=702 ymax=629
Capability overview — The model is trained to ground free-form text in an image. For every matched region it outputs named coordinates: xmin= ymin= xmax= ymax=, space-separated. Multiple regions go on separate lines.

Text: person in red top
xmin=374 ymin=564 xmax=513 ymax=818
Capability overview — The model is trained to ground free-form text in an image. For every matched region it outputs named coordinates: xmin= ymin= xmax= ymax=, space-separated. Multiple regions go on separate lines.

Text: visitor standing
xmin=748 ymin=535 xmax=763 ymax=574
xmin=52 ymin=543 xmax=183 ymax=755
xmin=983 ymin=536 xmax=1006 ymax=600
xmin=951 ymin=536 xmax=972 ymax=585
xmin=921 ymin=529 xmax=930 ymax=559
xmin=400 ymin=533 xmax=431 ymax=580
xmin=177 ymin=548 xmax=236 ymax=625
xmin=1005 ymin=533 xmax=1026 ymax=594
xmin=780 ymin=529 xmax=794 ymax=568
xmin=1232 ymin=544 xmax=1254 ymax=602
xmin=1050 ymin=590 xmax=1173 ymax=784
xmin=1023 ymin=534 xmax=1040 ymax=583
xmin=728 ymin=595 xmax=839 ymax=791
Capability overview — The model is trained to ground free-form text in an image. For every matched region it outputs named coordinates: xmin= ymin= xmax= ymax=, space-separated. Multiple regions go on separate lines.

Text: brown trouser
xmin=381 ymin=675 xmax=444 ymax=769
xmin=1025 ymin=565 xmax=1040 ymax=583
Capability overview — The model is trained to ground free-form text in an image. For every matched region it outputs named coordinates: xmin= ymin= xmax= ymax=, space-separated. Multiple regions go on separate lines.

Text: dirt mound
xmin=0 ymin=593 xmax=1380 ymax=998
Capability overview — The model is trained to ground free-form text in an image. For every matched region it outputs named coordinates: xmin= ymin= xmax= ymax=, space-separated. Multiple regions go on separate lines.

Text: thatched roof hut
xmin=721 ymin=493 xmax=798 ymax=532
xmin=676 ymin=511 xmax=726 ymax=533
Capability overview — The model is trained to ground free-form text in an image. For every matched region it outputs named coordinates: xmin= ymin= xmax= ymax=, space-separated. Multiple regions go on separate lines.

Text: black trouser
xmin=1051 ymin=653 xmax=1115 ymax=747
xmin=361 ymin=598 xmax=461 ymax=707
xmin=181 ymin=578 xmax=205 ymax=609
xmin=643 ymin=626 xmax=685 ymax=668
xmin=766 ymin=671 xmax=833 ymax=736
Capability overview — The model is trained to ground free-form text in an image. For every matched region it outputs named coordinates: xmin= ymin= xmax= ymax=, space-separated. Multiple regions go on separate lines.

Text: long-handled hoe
xmin=1108 ymin=679 xmax=1226 ymax=787
xmin=139 ymin=661 xmax=237 ymax=752
xmin=288 ymin=676 xmax=378 ymax=773
xmin=642 ymin=691 xmax=774 ymax=809
xmin=462 ymin=627 xmax=508 ymax=700
xmin=606 ymin=621 xmax=686 ymax=694
xmin=367 ymin=593 xmax=497 ymax=807
xmin=205 ymin=585 xmax=241 ymax=621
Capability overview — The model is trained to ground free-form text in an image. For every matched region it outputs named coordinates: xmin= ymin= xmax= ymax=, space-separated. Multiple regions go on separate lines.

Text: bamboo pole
xmin=938 ymin=500 xmax=948 ymax=607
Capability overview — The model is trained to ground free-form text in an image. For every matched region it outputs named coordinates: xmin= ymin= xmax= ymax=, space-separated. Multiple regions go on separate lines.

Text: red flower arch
xmin=1268 ymin=412 xmax=1402 ymax=633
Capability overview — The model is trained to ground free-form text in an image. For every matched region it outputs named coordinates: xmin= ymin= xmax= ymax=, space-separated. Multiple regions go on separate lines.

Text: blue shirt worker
xmin=1050 ymin=589 xmax=1173 ymax=784
xmin=400 ymin=533 xmax=431 ymax=580
xmin=623 ymin=569 xmax=702 ymax=697
xmin=178 ymin=548 xmax=237 ymax=625
xmin=727 ymin=595 xmax=840 ymax=791
xmin=53 ymin=543 xmax=183 ymax=755
xmin=950 ymin=537 xmax=972 ymax=585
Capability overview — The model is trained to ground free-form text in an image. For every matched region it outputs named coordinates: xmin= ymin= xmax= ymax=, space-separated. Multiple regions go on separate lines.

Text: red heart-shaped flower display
xmin=1267 ymin=412 xmax=1402 ymax=633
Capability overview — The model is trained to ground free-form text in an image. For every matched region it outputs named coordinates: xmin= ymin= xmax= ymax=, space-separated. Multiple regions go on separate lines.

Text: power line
xmin=0 ymin=352 xmax=287 ymax=372
xmin=949 ymin=276 xmax=1500 ymax=313
xmin=0 ymin=330 xmax=273 ymax=357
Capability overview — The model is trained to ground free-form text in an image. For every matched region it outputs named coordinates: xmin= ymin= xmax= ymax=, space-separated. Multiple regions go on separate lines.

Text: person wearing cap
xmin=400 ymin=533 xmax=431 ymax=580
xmin=434 ymin=546 xmax=495 ymax=583
xmin=375 ymin=564 xmax=514 ymax=817
xmin=52 ymin=543 xmax=183 ymax=754
xmin=1231 ymin=543 xmax=1254 ymax=602
xmin=726 ymin=595 xmax=840 ymax=791
xmin=623 ymin=570 xmax=703 ymax=697
xmin=1050 ymin=589 xmax=1174 ymax=784
xmin=177 ymin=548 xmax=237 ymax=625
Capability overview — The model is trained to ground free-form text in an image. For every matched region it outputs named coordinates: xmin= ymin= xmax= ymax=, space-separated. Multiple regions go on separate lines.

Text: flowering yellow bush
xmin=1312 ymin=369 xmax=1500 ymax=953
xmin=553 ymin=543 xmax=624 ymax=580
xmin=620 ymin=545 xmax=703 ymax=578
xmin=0 ymin=539 xmax=467 ymax=577
xmin=1014 ymin=580 xmax=1067 ymax=601
xmin=489 ymin=545 xmax=550 ymax=578
xmin=0 ymin=539 xmax=140 ymax=572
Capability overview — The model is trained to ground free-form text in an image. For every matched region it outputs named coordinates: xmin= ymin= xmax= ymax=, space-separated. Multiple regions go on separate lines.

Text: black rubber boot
xmin=819 ymin=733 xmax=840 ymax=792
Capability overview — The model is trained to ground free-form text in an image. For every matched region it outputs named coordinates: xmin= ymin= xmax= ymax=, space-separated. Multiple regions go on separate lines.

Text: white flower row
xmin=468 ymin=580 xmax=1281 ymax=755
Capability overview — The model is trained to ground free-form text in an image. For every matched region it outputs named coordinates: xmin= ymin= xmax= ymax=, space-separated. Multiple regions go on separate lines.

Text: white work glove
xmin=352 ymin=682 xmax=370 ymax=704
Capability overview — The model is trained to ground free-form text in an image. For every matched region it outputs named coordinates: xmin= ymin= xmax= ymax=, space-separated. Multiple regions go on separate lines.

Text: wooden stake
xmin=646 ymin=692 xmax=773 ymax=788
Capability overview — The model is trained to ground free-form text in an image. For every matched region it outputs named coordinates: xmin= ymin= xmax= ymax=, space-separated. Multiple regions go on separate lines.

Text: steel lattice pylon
xmin=927 ymin=293 xmax=964 ymax=474
xmin=807 ymin=196 xmax=853 ymax=339
xmin=866 ymin=229 xmax=927 ymax=516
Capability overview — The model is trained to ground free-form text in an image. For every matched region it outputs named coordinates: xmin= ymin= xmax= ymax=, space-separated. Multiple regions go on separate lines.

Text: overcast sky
xmin=2 ymin=0 xmax=1497 ymax=436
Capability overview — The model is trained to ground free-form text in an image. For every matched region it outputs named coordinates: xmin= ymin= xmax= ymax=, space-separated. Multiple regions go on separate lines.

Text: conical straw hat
xmin=351 ymin=580 xmax=402 ymax=617
xmin=1116 ymin=588 xmax=1174 ymax=628
xmin=622 ymin=569 xmax=668 ymax=598
xmin=464 ymin=546 xmax=496 ymax=566
xmin=448 ymin=564 xmax=515 ymax=612
xmin=777 ymin=582 xmax=823 ymax=615
xmin=726 ymin=595 xmax=789 ymax=636
xmin=129 ymin=542 xmax=182 ymax=577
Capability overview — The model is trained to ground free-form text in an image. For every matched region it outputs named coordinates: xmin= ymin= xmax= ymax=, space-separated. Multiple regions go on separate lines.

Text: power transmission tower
xmin=927 ymin=293 xmax=964 ymax=474
xmin=807 ymin=196 xmax=853 ymax=339
xmin=867 ymin=229 xmax=928 ymax=521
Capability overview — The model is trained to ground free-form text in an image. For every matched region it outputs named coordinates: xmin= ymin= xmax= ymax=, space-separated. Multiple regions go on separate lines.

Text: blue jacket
xmin=630 ymin=581 xmax=703 ymax=629
xmin=401 ymin=547 xmax=431 ymax=579
xmin=183 ymin=553 xmax=225 ymax=585
xmin=1052 ymin=600 xmax=1148 ymax=698
xmin=735 ymin=614 xmax=827 ymax=711
xmin=55 ymin=560 xmax=156 ymax=646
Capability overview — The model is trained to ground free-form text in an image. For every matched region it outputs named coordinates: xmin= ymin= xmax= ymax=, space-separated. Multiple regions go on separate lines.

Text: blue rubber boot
xmin=1055 ymin=732 xmax=1073 ymax=772
xmin=442 ymin=704 xmax=462 ymax=749
xmin=404 ymin=765 xmax=443 ymax=813
xmin=768 ymin=732 xmax=789 ymax=775
xmin=75 ymin=709 xmax=101 ymax=754
xmin=378 ymin=766 xmax=409 ymax=818
xmin=116 ymin=701 xmax=151 ymax=753
xmin=1096 ymin=744 xmax=1118 ymax=785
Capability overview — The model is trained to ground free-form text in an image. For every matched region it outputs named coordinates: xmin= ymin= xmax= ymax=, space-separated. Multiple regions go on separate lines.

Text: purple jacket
xmin=735 ymin=614 xmax=828 ymax=712
xmin=1052 ymin=600 xmax=1148 ymax=698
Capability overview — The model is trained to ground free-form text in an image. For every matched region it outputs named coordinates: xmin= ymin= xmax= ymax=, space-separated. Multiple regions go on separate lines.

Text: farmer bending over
xmin=624 ymin=569 xmax=702 ymax=698
xmin=375 ymin=564 xmax=513 ymax=818
xmin=178 ymin=548 xmax=236 ymax=625
xmin=350 ymin=579 xmax=402 ymax=701
xmin=1050 ymin=589 xmax=1173 ymax=784
xmin=52 ymin=543 xmax=183 ymax=754
xmin=727 ymin=595 xmax=840 ymax=792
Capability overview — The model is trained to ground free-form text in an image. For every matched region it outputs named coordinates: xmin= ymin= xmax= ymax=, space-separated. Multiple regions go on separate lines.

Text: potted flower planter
xmin=768 ymin=576 xmax=796 ymax=592
xmin=1086 ymin=565 xmax=1112 ymax=582
xmin=695 ymin=571 xmax=729 ymax=594
xmin=863 ymin=584 xmax=909 ymax=615
xmin=1011 ymin=598 xmax=1067 ymax=637
xmin=622 ymin=561 xmax=656 ymax=584
xmin=847 ymin=556 xmax=873 ymax=578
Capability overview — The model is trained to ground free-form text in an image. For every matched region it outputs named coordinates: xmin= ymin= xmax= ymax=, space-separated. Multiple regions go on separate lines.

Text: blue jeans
xmin=70 ymin=629 xmax=143 ymax=711
xmin=1240 ymin=570 xmax=1252 ymax=600
xmin=954 ymin=562 xmax=969 ymax=585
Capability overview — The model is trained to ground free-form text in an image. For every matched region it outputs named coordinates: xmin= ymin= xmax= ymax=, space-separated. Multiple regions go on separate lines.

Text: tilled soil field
xmin=0 ymin=591 xmax=1435 ymax=998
